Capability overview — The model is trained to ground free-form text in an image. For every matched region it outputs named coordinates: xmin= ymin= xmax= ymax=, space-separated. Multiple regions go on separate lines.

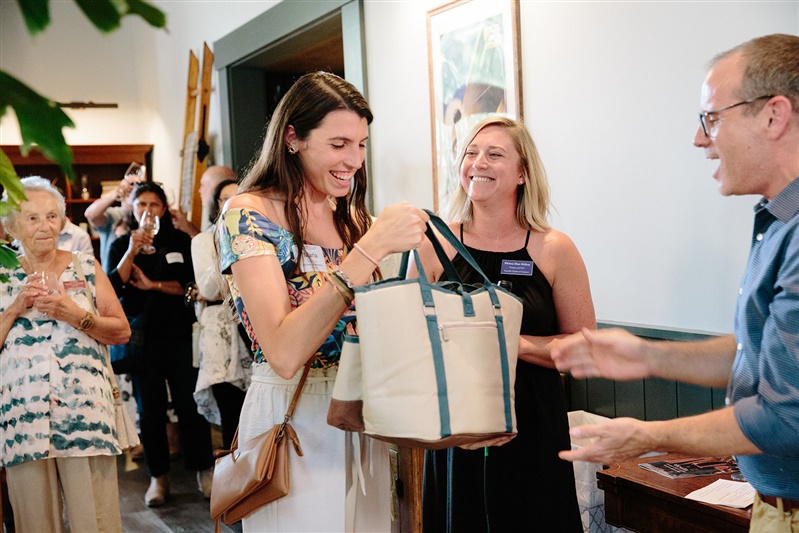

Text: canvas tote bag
xmin=349 ymin=212 xmax=523 ymax=449
xmin=327 ymin=334 xmax=365 ymax=432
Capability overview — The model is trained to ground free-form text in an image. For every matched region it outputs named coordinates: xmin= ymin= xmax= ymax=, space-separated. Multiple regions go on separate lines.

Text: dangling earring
xmin=287 ymin=145 xmax=297 ymax=154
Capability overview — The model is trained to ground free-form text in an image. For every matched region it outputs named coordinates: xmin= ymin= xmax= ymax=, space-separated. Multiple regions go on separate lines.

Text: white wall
xmin=363 ymin=0 xmax=797 ymax=334
xmin=2 ymin=0 xmax=797 ymax=334
xmin=0 ymin=1 xmax=275 ymax=190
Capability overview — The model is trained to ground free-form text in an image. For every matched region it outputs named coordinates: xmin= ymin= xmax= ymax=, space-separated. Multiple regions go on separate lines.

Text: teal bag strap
xmin=401 ymin=212 xmax=515 ymax=435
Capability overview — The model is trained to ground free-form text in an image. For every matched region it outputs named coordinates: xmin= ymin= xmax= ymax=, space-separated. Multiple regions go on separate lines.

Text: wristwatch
xmin=77 ymin=312 xmax=95 ymax=331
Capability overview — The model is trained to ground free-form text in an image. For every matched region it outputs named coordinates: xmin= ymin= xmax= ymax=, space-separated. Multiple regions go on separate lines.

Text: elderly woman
xmin=0 ymin=176 xmax=131 ymax=532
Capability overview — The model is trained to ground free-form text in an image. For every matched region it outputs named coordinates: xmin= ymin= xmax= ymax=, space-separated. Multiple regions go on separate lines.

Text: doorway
xmin=214 ymin=0 xmax=365 ymax=178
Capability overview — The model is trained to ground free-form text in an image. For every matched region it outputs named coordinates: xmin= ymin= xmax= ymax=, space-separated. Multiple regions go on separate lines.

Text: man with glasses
xmin=552 ymin=33 xmax=799 ymax=532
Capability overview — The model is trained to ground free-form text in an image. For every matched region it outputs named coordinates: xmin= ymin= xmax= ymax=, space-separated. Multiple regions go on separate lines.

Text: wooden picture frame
xmin=427 ymin=0 xmax=523 ymax=211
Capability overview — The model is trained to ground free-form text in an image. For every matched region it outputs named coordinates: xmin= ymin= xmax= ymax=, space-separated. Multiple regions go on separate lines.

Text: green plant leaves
xmin=16 ymin=0 xmax=167 ymax=35
xmin=16 ymin=0 xmax=50 ymax=35
xmin=0 ymin=244 xmax=21 ymax=280
xmin=1 ymin=0 xmax=168 ymax=282
xmin=0 ymin=71 xmax=75 ymax=182
xmin=74 ymin=0 xmax=123 ymax=32
xmin=127 ymin=0 xmax=167 ymax=29
xmin=0 ymin=150 xmax=27 ymax=215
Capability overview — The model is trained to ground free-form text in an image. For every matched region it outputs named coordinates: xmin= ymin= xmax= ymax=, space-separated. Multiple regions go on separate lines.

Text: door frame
xmin=213 ymin=0 xmax=368 ymax=191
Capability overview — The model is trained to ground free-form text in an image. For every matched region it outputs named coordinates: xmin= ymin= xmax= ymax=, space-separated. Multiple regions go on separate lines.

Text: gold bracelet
xmin=77 ymin=312 xmax=95 ymax=331
xmin=326 ymin=274 xmax=354 ymax=305
xmin=331 ymin=269 xmax=355 ymax=292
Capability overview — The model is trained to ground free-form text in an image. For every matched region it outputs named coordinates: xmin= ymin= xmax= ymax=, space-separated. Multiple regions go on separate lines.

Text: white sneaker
xmin=197 ymin=466 xmax=213 ymax=499
xmin=145 ymin=475 xmax=169 ymax=507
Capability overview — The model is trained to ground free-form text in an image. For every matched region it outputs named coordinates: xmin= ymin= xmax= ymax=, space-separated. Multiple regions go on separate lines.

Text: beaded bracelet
xmin=353 ymin=242 xmax=379 ymax=267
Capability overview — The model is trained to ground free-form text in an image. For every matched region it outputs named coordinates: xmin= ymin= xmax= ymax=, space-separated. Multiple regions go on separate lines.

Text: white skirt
xmin=240 ymin=363 xmax=392 ymax=533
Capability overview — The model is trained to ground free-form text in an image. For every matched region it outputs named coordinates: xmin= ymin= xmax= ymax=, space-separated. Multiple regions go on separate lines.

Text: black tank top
xmin=443 ymin=225 xmax=558 ymax=338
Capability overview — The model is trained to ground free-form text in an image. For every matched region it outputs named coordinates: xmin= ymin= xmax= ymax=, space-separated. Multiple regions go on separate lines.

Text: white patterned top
xmin=0 ymin=252 xmax=120 ymax=467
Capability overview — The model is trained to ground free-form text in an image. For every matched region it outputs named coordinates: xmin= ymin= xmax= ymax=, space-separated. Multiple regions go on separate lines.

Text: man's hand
xmin=551 ymin=327 xmax=652 ymax=381
xmin=559 ymin=417 xmax=655 ymax=464
xmin=170 ymin=206 xmax=199 ymax=238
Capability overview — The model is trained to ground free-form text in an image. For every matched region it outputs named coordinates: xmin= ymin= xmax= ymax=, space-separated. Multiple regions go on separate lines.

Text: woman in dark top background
xmin=108 ymin=182 xmax=213 ymax=507
xmin=419 ymin=116 xmax=595 ymax=532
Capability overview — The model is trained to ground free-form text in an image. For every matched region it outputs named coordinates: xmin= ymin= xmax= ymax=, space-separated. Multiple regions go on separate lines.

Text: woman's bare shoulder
xmin=528 ymin=228 xmax=583 ymax=272
xmin=226 ymin=189 xmax=286 ymax=222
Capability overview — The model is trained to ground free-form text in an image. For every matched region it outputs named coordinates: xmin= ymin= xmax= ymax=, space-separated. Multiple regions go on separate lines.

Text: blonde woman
xmin=419 ymin=117 xmax=595 ymax=532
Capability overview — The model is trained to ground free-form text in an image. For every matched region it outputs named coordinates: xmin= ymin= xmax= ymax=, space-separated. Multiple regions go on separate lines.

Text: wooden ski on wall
xmin=191 ymin=42 xmax=214 ymax=228
xmin=179 ymin=50 xmax=199 ymax=214
xmin=178 ymin=42 xmax=213 ymax=229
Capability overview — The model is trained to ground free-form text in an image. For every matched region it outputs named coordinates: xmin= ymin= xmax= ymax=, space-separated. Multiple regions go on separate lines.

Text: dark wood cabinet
xmin=2 ymin=144 xmax=153 ymax=228
xmin=597 ymin=453 xmax=751 ymax=532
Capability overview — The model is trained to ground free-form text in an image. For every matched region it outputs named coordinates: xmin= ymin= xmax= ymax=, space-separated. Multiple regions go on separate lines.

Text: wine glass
xmin=29 ymin=271 xmax=60 ymax=320
xmin=139 ymin=210 xmax=160 ymax=255
xmin=163 ymin=185 xmax=177 ymax=208
xmin=125 ymin=162 xmax=147 ymax=181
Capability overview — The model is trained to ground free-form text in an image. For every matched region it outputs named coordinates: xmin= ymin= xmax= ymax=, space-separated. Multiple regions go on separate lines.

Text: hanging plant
xmin=0 ymin=0 xmax=167 ymax=274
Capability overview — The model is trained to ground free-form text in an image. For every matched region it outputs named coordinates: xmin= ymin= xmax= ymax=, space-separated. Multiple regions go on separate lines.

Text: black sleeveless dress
xmin=422 ymin=229 xmax=582 ymax=533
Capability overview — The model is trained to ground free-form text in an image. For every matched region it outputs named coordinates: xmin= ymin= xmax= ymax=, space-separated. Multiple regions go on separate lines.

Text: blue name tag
xmin=500 ymin=259 xmax=534 ymax=276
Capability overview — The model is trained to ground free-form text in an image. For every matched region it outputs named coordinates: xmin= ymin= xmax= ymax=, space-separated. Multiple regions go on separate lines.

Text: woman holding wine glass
xmin=108 ymin=182 xmax=214 ymax=507
xmin=0 ymin=176 xmax=131 ymax=532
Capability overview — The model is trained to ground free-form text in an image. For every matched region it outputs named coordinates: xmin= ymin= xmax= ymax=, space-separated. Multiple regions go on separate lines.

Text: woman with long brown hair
xmin=217 ymin=72 xmax=428 ymax=530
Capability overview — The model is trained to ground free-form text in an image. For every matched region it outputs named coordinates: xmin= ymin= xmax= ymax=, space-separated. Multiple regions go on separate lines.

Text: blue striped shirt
xmin=730 ymin=176 xmax=799 ymax=500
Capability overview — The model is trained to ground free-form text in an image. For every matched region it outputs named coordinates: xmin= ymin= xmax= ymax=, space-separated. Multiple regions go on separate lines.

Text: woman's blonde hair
xmin=442 ymin=116 xmax=551 ymax=232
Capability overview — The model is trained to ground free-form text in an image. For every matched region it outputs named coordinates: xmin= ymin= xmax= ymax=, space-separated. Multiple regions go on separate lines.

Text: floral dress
xmin=217 ymin=207 xmax=389 ymax=532
xmin=218 ymin=207 xmax=356 ymax=365
xmin=0 ymin=253 xmax=120 ymax=468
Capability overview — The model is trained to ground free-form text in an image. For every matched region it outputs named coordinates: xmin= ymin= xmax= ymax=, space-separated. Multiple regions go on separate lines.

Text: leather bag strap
xmin=285 ymin=360 xmax=313 ymax=421
xmin=229 ymin=360 xmax=312 ymax=450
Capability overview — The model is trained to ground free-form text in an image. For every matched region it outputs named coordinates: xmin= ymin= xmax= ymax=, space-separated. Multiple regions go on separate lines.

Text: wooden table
xmin=597 ymin=453 xmax=752 ymax=533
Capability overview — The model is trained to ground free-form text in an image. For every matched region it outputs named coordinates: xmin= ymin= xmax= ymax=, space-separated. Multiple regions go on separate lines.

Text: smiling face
xmin=10 ymin=190 xmax=64 ymax=256
xmin=291 ymin=109 xmax=368 ymax=200
xmin=692 ymin=52 xmax=770 ymax=197
xmin=459 ymin=124 xmax=524 ymax=204
xmin=132 ymin=191 xmax=166 ymax=223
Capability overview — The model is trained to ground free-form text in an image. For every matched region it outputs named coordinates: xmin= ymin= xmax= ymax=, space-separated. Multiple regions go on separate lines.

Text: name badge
xmin=500 ymin=259 xmax=534 ymax=276
xmin=300 ymin=245 xmax=328 ymax=273
xmin=166 ymin=252 xmax=184 ymax=264
xmin=63 ymin=280 xmax=87 ymax=291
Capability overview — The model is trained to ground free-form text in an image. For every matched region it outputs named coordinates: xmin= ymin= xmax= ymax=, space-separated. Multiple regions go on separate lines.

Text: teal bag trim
xmin=366 ymin=211 xmax=519 ymax=437
xmin=424 ymin=310 xmax=451 ymax=437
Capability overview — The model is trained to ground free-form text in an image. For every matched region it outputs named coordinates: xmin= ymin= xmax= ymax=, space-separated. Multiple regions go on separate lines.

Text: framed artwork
xmin=427 ymin=0 xmax=522 ymax=211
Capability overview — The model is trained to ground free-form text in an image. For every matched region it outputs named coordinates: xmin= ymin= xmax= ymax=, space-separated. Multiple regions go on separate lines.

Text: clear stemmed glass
xmin=31 ymin=271 xmax=59 ymax=293
xmin=125 ymin=162 xmax=147 ymax=181
xmin=139 ymin=211 xmax=160 ymax=255
xmin=29 ymin=271 xmax=59 ymax=320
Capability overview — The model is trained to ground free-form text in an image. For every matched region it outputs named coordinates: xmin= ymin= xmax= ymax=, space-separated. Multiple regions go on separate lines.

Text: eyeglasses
xmin=698 ymin=95 xmax=774 ymax=137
